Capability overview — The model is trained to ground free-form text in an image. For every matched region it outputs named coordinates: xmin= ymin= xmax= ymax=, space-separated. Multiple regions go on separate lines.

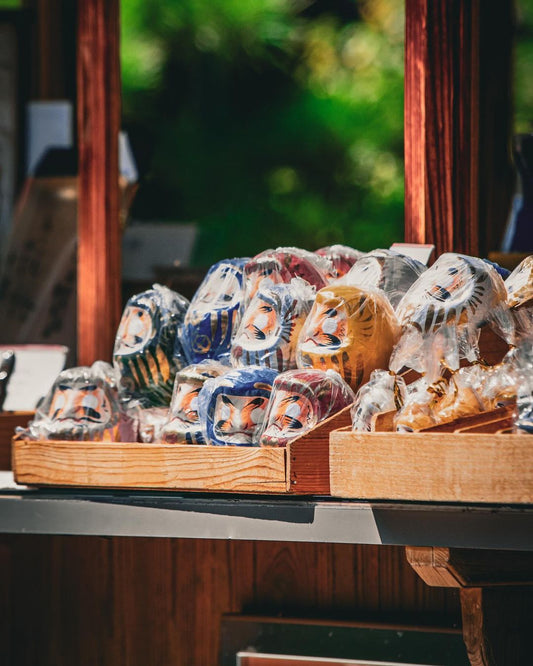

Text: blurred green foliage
xmin=121 ymin=0 xmax=405 ymax=265
xmin=516 ymin=0 xmax=533 ymax=133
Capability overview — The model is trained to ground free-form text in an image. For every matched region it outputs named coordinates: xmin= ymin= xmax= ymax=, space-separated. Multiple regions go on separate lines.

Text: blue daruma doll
xmin=197 ymin=366 xmax=277 ymax=446
xmin=181 ymin=258 xmax=248 ymax=364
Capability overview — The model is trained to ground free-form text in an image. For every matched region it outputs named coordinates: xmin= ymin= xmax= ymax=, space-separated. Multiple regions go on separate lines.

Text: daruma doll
xmin=231 ymin=278 xmax=315 ymax=371
xmin=159 ymin=360 xmax=228 ymax=444
xmin=197 ymin=366 xmax=277 ymax=446
xmin=390 ymin=253 xmax=513 ymax=379
xmin=296 ymin=284 xmax=400 ymax=392
xmin=29 ymin=362 xmax=122 ymax=441
xmin=260 ymin=368 xmax=354 ymax=447
xmin=181 ymin=258 xmax=248 ymax=364
xmin=114 ymin=284 xmax=189 ymax=407
xmin=243 ymin=247 xmax=331 ymax=306
xmin=315 ymin=244 xmax=363 ymax=279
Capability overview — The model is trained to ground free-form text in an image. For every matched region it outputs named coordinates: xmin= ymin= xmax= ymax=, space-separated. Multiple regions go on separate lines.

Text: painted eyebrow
xmin=281 ymin=395 xmax=300 ymax=404
xmin=246 ymin=397 xmax=265 ymax=407
xmin=221 ymin=395 xmax=234 ymax=405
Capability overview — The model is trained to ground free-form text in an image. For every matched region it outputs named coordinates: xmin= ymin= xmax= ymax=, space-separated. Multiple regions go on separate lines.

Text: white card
xmin=0 ymin=344 xmax=68 ymax=411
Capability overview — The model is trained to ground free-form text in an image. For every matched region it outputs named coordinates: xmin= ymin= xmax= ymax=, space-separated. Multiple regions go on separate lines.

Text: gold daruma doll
xmin=296 ymin=285 xmax=400 ymax=391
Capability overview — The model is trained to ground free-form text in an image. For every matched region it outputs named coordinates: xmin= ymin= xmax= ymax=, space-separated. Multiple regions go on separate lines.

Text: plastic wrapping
xmin=296 ymin=284 xmax=400 ymax=392
xmin=506 ymin=255 xmax=533 ymax=309
xmin=197 ymin=366 xmax=277 ymax=446
xmin=390 ymin=253 xmax=514 ymax=381
xmin=180 ymin=258 xmax=249 ymax=364
xmin=113 ymin=283 xmax=190 ymax=407
xmin=135 ymin=407 xmax=169 ymax=443
xmin=260 ymin=369 xmax=355 ymax=447
xmin=26 ymin=361 xmax=125 ymax=441
xmin=501 ymin=342 xmax=533 ymax=432
xmin=244 ymin=247 xmax=332 ymax=305
xmin=315 ymin=245 xmax=363 ymax=278
xmin=351 ymin=370 xmax=407 ymax=431
xmin=394 ymin=362 xmax=518 ymax=432
xmin=432 ymin=367 xmax=487 ymax=424
xmin=231 ymin=278 xmax=315 ymax=371
xmin=505 ymin=255 xmax=533 ymax=339
xmin=394 ymin=377 xmax=445 ymax=432
xmin=342 ymin=249 xmax=426 ymax=308
xmin=159 ymin=360 xmax=228 ymax=444
xmin=483 ymin=258 xmax=511 ymax=279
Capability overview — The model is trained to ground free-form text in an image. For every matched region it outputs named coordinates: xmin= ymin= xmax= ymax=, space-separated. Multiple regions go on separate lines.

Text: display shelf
xmin=1 ymin=471 xmax=532 ymax=550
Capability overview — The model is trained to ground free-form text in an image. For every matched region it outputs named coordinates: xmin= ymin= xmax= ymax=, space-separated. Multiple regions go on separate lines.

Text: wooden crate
xmin=0 ymin=411 xmax=34 ymax=470
xmin=12 ymin=407 xmax=352 ymax=494
xmin=329 ymin=411 xmax=533 ymax=504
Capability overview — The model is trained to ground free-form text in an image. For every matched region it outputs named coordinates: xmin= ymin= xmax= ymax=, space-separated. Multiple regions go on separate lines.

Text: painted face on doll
xmin=260 ymin=391 xmax=315 ymax=443
xmin=197 ymin=366 xmax=277 ymax=446
xmin=299 ymin=298 xmax=349 ymax=351
xmin=241 ymin=296 xmax=280 ymax=346
xmin=397 ymin=254 xmax=507 ymax=334
xmin=160 ymin=360 xmax=228 ymax=444
xmin=114 ymin=285 xmax=190 ymax=407
xmin=36 ymin=363 xmax=122 ymax=441
xmin=160 ymin=380 xmax=203 ymax=444
xmin=172 ymin=381 xmax=202 ymax=422
xmin=260 ymin=368 xmax=355 ymax=447
xmin=115 ymin=304 xmax=156 ymax=355
xmin=232 ymin=281 xmax=314 ymax=371
xmin=213 ymin=393 xmax=269 ymax=445
xmin=297 ymin=285 xmax=399 ymax=392
xmin=49 ymin=380 xmax=113 ymax=427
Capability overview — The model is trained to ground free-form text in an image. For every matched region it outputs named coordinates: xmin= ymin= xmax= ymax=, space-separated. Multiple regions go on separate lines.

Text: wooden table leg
xmin=406 ymin=547 xmax=533 ymax=666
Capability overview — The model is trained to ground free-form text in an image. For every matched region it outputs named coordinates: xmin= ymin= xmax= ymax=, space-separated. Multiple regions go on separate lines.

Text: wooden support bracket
xmin=406 ymin=547 xmax=533 ymax=665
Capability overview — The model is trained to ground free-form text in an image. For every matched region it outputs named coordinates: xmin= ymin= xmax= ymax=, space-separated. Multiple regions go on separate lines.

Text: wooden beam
xmin=406 ymin=547 xmax=533 ymax=588
xmin=77 ymin=0 xmax=121 ymax=364
xmin=404 ymin=1 xmax=513 ymax=256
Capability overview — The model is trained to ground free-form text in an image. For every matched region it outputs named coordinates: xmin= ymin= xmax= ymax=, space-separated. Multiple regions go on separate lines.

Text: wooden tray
xmin=329 ymin=409 xmax=533 ymax=504
xmin=12 ymin=407 xmax=351 ymax=494
xmin=0 ymin=411 xmax=34 ymax=470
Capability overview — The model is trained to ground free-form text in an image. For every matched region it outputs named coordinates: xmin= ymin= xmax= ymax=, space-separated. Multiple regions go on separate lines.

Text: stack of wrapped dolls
xmin=22 ymin=245 xmax=533 ymax=445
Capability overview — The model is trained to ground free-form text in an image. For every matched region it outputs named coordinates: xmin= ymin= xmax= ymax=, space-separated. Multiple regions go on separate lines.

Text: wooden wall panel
xmin=1 ymin=536 xmax=461 ymax=666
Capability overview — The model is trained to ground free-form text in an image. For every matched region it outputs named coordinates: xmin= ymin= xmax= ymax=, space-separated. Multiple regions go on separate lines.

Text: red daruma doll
xmin=260 ymin=369 xmax=354 ymax=447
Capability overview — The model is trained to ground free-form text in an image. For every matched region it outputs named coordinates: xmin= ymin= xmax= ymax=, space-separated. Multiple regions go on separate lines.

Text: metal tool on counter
xmin=0 ymin=350 xmax=15 ymax=412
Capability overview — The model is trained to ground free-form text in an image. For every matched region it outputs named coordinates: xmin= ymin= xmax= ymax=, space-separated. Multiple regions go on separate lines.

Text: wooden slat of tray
xmin=0 ymin=412 xmax=34 ymax=470
xmin=329 ymin=428 xmax=533 ymax=504
xmin=12 ymin=439 xmax=287 ymax=493
xmin=288 ymin=404 xmax=352 ymax=495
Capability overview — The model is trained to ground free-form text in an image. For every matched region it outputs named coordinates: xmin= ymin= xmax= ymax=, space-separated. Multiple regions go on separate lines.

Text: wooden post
xmin=404 ymin=0 xmax=513 ymax=256
xmin=77 ymin=0 xmax=121 ymax=364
